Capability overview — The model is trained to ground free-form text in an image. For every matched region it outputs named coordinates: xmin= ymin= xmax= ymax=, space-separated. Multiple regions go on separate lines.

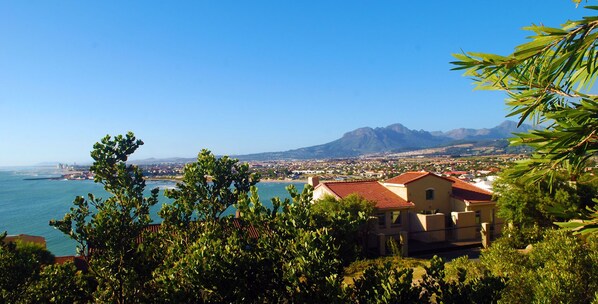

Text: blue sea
xmin=0 ymin=167 xmax=304 ymax=256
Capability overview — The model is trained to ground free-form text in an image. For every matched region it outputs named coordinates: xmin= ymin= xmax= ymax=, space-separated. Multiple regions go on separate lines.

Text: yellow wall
xmin=373 ymin=210 xmax=409 ymax=235
xmin=403 ymin=176 xmax=453 ymax=214
xmin=465 ymin=204 xmax=501 ymax=224
xmin=312 ymin=186 xmax=332 ymax=202
xmin=409 ymin=213 xmax=446 ymax=242
xmin=451 ymin=211 xmax=477 ymax=240
xmin=451 ymin=198 xmax=467 ymax=212
xmin=385 ymin=184 xmax=408 ymax=200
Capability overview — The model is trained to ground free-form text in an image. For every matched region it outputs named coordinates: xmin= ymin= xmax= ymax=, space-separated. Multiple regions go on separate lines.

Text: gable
xmin=385 ymin=171 xmax=454 ymax=186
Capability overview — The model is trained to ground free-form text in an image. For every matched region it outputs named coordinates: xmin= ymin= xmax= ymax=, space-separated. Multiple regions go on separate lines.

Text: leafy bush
xmin=420 ymin=255 xmax=505 ymax=304
xmin=351 ymin=262 xmax=420 ymax=303
xmin=0 ymin=239 xmax=55 ymax=303
xmin=482 ymin=230 xmax=598 ymax=303
xmin=493 ymin=225 xmax=546 ymax=249
xmin=344 ymin=256 xmax=425 ymax=279
xmin=23 ymin=262 xmax=95 ymax=304
xmin=311 ymin=193 xmax=376 ymax=265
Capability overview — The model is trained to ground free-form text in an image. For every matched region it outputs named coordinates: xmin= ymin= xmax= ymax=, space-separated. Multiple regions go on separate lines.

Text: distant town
xmin=57 ymin=150 xmax=531 ymax=192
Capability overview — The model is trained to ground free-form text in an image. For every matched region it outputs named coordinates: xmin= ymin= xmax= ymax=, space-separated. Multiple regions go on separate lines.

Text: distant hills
xmin=235 ymin=121 xmax=533 ymax=161
xmin=126 ymin=121 xmax=533 ymax=164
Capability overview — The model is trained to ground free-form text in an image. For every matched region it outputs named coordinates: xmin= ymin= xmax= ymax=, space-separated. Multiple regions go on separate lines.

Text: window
xmin=391 ymin=211 xmax=401 ymax=226
xmin=475 ymin=211 xmax=481 ymax=224
xmin=425 ymin=188 xmax=434 ymax=200
xmin=377 ymin=213 xmax=386 ymax=227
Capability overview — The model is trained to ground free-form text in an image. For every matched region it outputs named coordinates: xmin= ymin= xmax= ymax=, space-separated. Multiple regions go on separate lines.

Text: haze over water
xmin=0 ymin=167 xmax=304 ymax=256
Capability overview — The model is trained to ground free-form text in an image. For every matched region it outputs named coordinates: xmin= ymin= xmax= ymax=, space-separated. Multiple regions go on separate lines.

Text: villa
xmin=310 ymin=171 xmax=503 ymax=256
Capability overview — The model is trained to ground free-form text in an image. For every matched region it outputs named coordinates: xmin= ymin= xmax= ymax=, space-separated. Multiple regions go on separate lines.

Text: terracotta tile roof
xmin=385 ymin=171 xmax=454 ymax=185
xmin=447 ymin=177 xmax=493 ymax=203
xmin=320 ymin=180 xmax=414 ymax=210
xmin=54 ymin=255 xmax=88 ymax=271
xmin=230 ymin=218 xmax=261 ymax=239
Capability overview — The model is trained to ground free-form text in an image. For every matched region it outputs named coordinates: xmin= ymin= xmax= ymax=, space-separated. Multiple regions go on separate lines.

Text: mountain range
xmin=124 ymin=121 xmax=533 ymax=164
xmin=235 ymin=120 xmax=533 ymax=161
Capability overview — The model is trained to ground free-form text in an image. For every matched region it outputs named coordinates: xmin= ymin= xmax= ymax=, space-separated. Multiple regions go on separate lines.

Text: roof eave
xmin=376 ymin=205 xmax=415 ymax=211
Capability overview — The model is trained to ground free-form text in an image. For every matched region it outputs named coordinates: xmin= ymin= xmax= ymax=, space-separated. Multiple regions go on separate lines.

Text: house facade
xmin=311 ymin=171 xmax=502 ymax=255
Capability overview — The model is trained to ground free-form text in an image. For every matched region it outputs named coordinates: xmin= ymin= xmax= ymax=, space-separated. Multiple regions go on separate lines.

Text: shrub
xmin=493 ymin=225 xmax=546 ymax=249
xmin=482 ymin=230 xmax=598 ymax=303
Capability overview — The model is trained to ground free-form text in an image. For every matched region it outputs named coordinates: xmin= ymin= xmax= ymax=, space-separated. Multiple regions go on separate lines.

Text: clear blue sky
xmin=0 ymin=1 xmax=589 ymax=165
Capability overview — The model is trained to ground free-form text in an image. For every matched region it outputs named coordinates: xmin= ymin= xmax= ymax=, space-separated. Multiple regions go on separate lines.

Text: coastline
xmin=259 ymin=179 xmax=307 ymax=184
xmin=145 ymin=177 xmax=307 ymax=184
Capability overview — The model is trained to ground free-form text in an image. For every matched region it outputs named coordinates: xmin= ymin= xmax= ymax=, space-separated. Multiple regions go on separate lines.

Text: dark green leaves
xmin=452 ymin=5 xmax=598 ymax=234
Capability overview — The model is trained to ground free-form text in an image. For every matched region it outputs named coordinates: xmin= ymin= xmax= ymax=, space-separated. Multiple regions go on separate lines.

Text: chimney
xmin=308 ymin=176 xmax=320 ymax=188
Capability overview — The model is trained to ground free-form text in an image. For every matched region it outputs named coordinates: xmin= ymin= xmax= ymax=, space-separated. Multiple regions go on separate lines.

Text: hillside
xmin=237 ymin=121 xmax=533 ymax=160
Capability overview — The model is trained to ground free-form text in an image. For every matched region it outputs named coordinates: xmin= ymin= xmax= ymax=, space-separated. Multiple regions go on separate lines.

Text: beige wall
xmin=373 ymin=209 xmax=409 ymax=235
xmin=451 ymin=198 xmax=467 ymax=212
xmin=466 ymin=204 xmax=503 ymax=235
xmin=385 ymin=184 xmax=408 ymax=200
xmin=409 ymin=213 xmax=445 ymax=242
xmin=451 ymin=211 xmax=477 ymax=240
xmin=465 ymin=204 xmax=501 ymax=224
xmin=403 ymin=176 xmax=453 ymax=214
xmin=312 ymin=186 xmax=335 ymax=202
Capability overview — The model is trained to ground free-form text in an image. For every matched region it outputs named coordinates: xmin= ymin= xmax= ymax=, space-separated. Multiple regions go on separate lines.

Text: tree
xmin=452 ymin=3 xmax=598 ymax=233
xmin=154 ymin=181 xmax=348 ymax=303
xmin=0 ymin=235 xmax=55 ymax=303
xmin=159 ymin=149 xmax=259 ymax=226
xmin=493 ymin=169 xmax=597 ymax=227
xmin=311 ymin=194 xmax=376 ymax=264
xmin=50 ymin=132 xmax=159 ymax=303
xmin=350 ymin=262 xmax=421 ymax=303
xmin=480 ymin=231 xmax=598 ymax=303
xmin=23 ymin=262 xmax=96 ymax=304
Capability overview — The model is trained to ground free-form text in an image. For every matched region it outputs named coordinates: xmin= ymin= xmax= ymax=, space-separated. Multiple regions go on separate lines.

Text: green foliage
xmin=386 ymin=238 xmax=401 ymax=257
xmin=452 ymin=4 xmax=598 ymax=233
xmin=492 ymin=225 xmax=546 ymax=249
xmin=154 ymin=162 xmax=348 ymax=302
xmin=420 ymin=255 xmax=506 ymax=304
xmin=23 ymin=262 xmax=95 ymax=304
xmin=482 ymin=230 xmax=598 ymax=303
xmin=444 ymin=256 xmax=485 ymax=283
xmin=351 ymin=262 xmax=421 ymax=303
xmin=50 ymin=132 xmax=159 ymax=303
xmin=311 ymin=193 xmax=376 ymax=264
xmin=493 ymin=170 xmax=597 ymax=227
xmin=344 ymin=256 xmax=426 ymax=279
xmin=160 ymin=149 xmax=259 ymax=226
xmin=312 ymin=193 xmax=375 ymax=220
xmin=240 ymin=185 xmax=348 ymax=302
xmin=480 ymin=241 xmax=527 ymax=282
xmin=152 ymin=222 xmax=271 ymax=303
xmin=0 ymin=240 xmax=55 ymax=303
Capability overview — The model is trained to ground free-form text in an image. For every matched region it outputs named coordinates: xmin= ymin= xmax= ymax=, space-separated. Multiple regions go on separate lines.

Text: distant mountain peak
xmin=385 ymin=123 xmax=409 ymax=133
xmin=235 ymin=120 xmax=534 ymax=161
xmin=344 ymin=127 xmax=375 ymax=137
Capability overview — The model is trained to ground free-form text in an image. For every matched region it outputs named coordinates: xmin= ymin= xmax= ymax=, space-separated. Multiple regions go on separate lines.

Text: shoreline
xmin=145 ymin=177 xmax=307 ymax=184
xmin=259 ymin=179 xmax=307 ymax=184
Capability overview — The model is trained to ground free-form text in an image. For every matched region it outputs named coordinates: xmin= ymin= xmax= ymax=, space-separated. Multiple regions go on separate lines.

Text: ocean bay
xmin=0 ymin=167 xmax=304 ymax=256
